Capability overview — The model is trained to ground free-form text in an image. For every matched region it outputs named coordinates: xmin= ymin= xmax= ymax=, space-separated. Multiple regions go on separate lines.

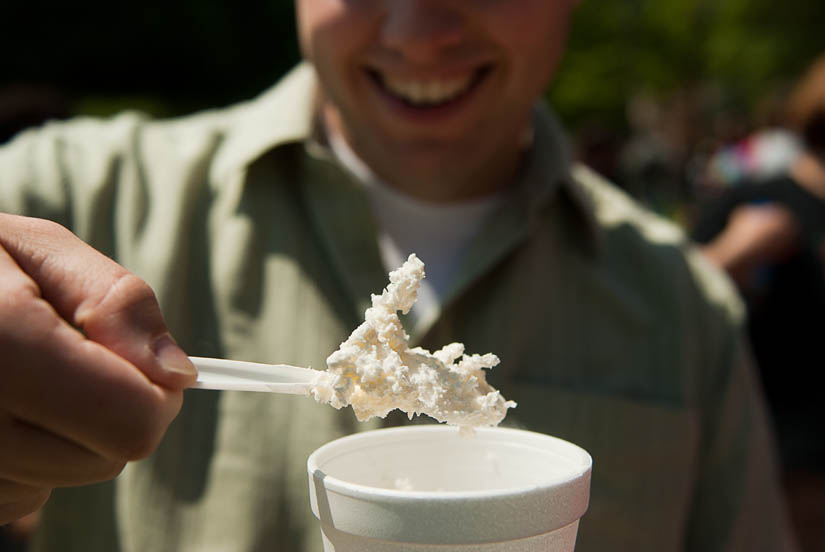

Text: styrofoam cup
xmin=307 ymin=426 xmax=592 ymax=551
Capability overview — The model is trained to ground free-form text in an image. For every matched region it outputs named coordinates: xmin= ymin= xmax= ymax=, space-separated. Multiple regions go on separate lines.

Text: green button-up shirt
xmin=0 ymin=64 xmax=796 ymax=551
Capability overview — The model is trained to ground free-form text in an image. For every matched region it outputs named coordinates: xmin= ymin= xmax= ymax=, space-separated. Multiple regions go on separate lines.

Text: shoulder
xmin=570 ymin=163 xmax=745 ymax=329
xmin=1 ymin=105 xmax=237 ymax=185
xmin=571 ymin=163 xmax=684 ymax=245
xmin=1 ymin=110 xmax=147 ymax=173
xmin=3 ymin=63 xmax=315 ymax=182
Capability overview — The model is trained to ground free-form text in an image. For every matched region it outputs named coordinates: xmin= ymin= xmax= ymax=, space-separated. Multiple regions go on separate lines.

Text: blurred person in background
xmin=0 ymin=2 xmax=797 ymax=551
xmin=702 ymin=128 xmax=802 ymax=189
xmin=693 ymin=51 xmax=825 ymax=552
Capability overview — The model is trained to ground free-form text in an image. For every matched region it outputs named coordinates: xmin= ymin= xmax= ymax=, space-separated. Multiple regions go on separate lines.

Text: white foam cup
xmin=307 ymin=425 xmax=592 ymax=551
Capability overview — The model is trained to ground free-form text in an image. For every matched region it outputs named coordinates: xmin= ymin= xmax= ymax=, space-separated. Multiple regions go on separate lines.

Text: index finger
xmin=0 ymin=214 xmax=196 ymax=390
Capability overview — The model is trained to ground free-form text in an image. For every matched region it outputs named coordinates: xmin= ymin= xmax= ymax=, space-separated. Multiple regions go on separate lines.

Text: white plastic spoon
xmin=188 ymin=356 xmax=329 ymax=395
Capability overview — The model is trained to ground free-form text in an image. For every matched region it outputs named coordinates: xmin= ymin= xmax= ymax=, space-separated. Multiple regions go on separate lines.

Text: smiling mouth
xmin=368 ymin=66 xmax=491 ymax=108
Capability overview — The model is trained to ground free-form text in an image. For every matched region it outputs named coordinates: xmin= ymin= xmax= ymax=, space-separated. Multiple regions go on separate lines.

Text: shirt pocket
xmin=505 ymin=382 xmax=700 ymax=552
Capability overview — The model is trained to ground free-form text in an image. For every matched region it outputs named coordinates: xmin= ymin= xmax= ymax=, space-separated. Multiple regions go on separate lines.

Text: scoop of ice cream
xmin=311 ymin=254 xmax=516 ymax=430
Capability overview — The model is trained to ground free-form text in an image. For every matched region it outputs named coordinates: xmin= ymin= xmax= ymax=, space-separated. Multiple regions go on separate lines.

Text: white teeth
xmin=381 ymin=74 xmax=474 ymax=106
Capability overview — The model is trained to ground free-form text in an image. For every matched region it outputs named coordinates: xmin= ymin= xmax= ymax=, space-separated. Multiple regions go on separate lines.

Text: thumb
xmin=0 ymin=214 xmax=197 ymax=391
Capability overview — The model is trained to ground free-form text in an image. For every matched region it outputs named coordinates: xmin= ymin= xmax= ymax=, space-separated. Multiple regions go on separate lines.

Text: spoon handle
xmin=188 ymin=356 xmax=325 ymax=395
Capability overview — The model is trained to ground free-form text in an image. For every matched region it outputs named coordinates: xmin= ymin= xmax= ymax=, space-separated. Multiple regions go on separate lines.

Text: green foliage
xmin=550 ymin=0 xmax=825 ymax=130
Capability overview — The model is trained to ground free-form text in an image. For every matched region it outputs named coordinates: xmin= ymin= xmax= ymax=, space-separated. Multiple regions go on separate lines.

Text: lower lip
xmin=367 ymin=68 xmax=489 ymax=123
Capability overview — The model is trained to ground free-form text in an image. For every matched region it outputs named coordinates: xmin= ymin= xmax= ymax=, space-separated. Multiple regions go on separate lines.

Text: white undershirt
xmin=328 ymin=132 xmax=503 ymax=323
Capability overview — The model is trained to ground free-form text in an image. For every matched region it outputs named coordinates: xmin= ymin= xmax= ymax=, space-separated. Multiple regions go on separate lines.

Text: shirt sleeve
xmin=0 ymin=112 xmax=148 ymax=245
xmin=682 ymin=258 xmax=798 ymax=551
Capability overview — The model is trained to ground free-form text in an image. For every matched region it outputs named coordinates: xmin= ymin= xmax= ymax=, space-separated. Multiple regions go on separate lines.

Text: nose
xmin=380 ymin=1 xmax=465 ymax=63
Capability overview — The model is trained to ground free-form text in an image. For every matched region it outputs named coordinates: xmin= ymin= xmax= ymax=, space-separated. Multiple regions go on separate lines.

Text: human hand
xmin=700 ymin=203 xmax=799 ymax=283
xmin=0 ymin=214 xmax=197 ymax=524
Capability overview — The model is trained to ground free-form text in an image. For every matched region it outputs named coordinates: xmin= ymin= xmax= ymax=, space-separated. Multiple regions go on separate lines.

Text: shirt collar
xmin=211 ymin=62 xmax=318 ymax=183
xmin=211 ymin=61 xmax=600 ymax=252
xmin=517 ymin=104 xmax=601 ymax=255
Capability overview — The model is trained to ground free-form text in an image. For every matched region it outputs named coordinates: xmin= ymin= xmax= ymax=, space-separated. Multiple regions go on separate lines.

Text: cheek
xmin=487 ymin=1 xmax=573 ymax=69
xmin=296 ymin=1 xmax=348 ymax=63
xmin=295 ymin=0 xmax=319 ymax=59
xmin=498 ymin=15 xmax=571 ymax=96
xmin=296 ymin=0 xmax=377 ymax=63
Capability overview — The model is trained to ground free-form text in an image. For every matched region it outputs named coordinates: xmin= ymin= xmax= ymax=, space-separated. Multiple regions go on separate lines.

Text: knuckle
xmin=0 ymin=285 xmax=60 ymax=352
xmin=0 ymin=259 xmax=39 ymax=304
xmin=0 ymin=282 xmax=38 ymax=319
xmin=20 ymin=216 xmax=71 ymax=239
xmin=20 ymin=217 xmax=79 ymax=253
xmin=80 ymin=272 xmax=161 ymax=331
xmin=116 ymin=427 xmax=164 ymax=461
xmin=61 ymin=456 xmax=127 ymax=486
xmin=31 ymin=487 xmax=51 ymax=510
xmin=0 ymin=484 xmax=50 ymax=525
xmin=111 ymin=273 xmax=157 ymax=305
xmin=96 ymin=460 xmax=127 ymax=482
xmin=107 ymin=395 xmax=178 ymax=461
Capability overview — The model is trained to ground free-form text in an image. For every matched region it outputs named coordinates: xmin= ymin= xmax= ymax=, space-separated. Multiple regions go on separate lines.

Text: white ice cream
xmin=311 ymin=254 xmax=516 ymax=430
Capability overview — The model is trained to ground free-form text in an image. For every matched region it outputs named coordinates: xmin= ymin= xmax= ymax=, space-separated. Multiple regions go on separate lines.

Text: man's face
xmin=296 ymin=0 xmax=576 ymax=200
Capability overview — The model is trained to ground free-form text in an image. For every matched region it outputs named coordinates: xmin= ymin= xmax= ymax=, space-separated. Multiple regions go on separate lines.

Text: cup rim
xmin=307 ymin=425 xmax=592 ymax=500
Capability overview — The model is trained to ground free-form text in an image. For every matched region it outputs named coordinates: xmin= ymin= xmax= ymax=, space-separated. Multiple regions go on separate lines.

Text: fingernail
xmin=153 ymin=335 xmax=198 ymax=378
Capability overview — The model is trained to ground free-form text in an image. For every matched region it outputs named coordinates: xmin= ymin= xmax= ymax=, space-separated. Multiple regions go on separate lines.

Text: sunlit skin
xmin=296 ymin=0 xmax=578 ymax=202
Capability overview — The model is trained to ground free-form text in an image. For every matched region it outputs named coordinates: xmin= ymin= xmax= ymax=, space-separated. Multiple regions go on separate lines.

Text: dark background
xmin=2 ymin=0 xmax=824 ymax=219
xmin=0 ymin=1 xmax=300 ymax=134
xmin=3 ymin=1 xmax=823 ymax=129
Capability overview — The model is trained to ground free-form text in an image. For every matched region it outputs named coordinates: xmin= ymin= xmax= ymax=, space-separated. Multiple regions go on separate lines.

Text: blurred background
xmin=1 ymin=1 xmax=823 ymax=551
xmin=2 ymin=0 xmax=823 ymax=219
